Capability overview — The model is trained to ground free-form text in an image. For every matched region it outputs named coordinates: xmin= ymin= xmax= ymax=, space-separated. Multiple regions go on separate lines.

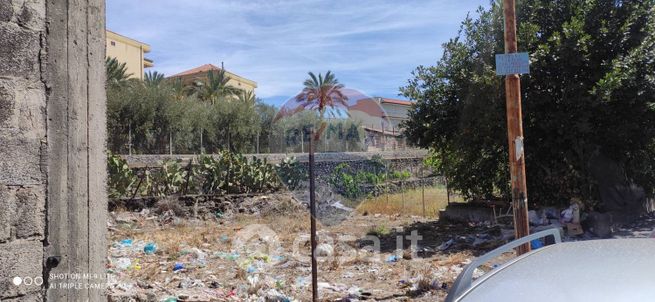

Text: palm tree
xmin=166 ymin=78 xmax=190 ymax=101
xmin=105 ymin=57 xmax=132 ymax=86
xmin=295 ymin=71 xmax=348 ymax=139
xmin=192 ymin=69 xmax=242 ymax=104
xmin=237 ymin=90 xmax=257 ymax=107
xmin=144 ymin=71 xmax=165 ymax=88
xmin=295 ymin=70 xmax=348 ymax=302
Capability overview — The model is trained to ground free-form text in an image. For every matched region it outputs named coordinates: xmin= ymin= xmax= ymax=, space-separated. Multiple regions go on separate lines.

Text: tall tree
xmin=192 ymin=69 xmax=242 ymax=104
xmin=168 ymin=77 xmax=189 ymax=101
xmin=105 ymin=57 xmax=132 ymax=86
xmin=402 ymin=0 xmax=655 ymax=204
xmin=144 ymin=71 xmax=165 ymax=88
xmin=295 ymin=70 xmax=349 ymax=301
xmin=296 ymin=71 xmax=349 ymax=138
xmin=238 ymin=90 xmax=257 ymax=105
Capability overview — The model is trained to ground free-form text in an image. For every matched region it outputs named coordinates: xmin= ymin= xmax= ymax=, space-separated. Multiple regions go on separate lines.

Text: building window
xmin=110 ymin=41 xmax=116 ymax=46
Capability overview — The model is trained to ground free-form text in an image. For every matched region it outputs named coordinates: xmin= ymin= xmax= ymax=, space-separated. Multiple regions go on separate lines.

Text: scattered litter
xmin=315 ymin=243 xmax=334 ymax=257
xmin=144 ymin=243 xmax=157 ymax=255
xmin=544 ymin=207 xmax=559 ymax=219
xmin=112 ymin=197 xmax=649 ymax=301
xmin=386 ymin=255 xmax=399 ymax=263
xmin=560 ymin=206 xmax=574 ymax=223
xmin=528 ymin=210 xmax=547 ymax=225
xmin=115 ymin=257 xmax=131 ymax=270
xmin=173 ymin=263 xmax=184 ymax=271
xmin=179 ymin=277 xmax=205 ymax=289
xmin=120 ymin=239 xmax=133 ymax=247
xmin=438 ymin=239 xmax=455 ymax=251
xmin=275 ymin=279 xmax=285 ymax=289
xmin=264 ymin=288 xmax=292 ymax=302
xmin=132 ymin=259 xmax=141 ymax=270
xmin=246 ymin=265 xmax=256 ymax=273
xmin=295 ymin=277 xmax=309 ymax=288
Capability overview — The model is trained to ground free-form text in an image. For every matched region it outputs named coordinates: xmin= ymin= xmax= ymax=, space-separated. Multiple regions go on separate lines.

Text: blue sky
xmin=107 ymin=0 xmax=488 ymax=107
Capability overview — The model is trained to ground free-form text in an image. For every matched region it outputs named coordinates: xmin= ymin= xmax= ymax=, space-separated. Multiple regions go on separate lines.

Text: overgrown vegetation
xmin=275 ymin=157 xmax=307 ymax=190
xmin=107 ymin=151 xmax=135 ymax=198
xmin=195 ymin=152 xmax=279 ymax=194
xmin=106 ymin=63 xmax=365 ymax=155
xmin=329 ymin=160 xmax=413 ymax=199
xmin=356 ymin=186 xmax=458 ymax=217
xmin=402 ymin=1 xmax=655 ymax=205
xmin=107 ymin=151 xmax=281 ymax=198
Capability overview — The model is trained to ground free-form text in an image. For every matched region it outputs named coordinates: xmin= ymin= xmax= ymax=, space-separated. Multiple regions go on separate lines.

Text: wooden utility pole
xmin=503 ymin=0 xmax=531 ymax=255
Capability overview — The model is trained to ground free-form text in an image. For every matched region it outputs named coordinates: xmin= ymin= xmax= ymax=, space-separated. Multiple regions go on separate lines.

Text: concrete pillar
xmin=0 ymin=0 xmax=107 ymax=301
xmin=45 ymin=0 xmax=107 ymax=301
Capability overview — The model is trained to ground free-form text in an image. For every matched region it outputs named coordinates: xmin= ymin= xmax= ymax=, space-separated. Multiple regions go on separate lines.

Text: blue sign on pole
xmin=495 ymin=52 xmax=530 ymax=75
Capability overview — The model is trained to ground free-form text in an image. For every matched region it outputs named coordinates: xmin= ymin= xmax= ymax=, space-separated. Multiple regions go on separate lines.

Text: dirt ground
xmin=107 ymin=193 xmax=655 ymax=302
xmin=106 ymin=197 xmax=509 ymax=302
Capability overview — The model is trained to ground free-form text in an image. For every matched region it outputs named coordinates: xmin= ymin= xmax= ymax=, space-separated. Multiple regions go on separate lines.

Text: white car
xmin=446 ymin=229 xmax=655 ymax=302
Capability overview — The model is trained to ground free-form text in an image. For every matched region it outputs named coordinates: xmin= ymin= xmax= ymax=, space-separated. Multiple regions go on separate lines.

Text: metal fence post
xmin=422 ymin=166 xmax=426 ymax=217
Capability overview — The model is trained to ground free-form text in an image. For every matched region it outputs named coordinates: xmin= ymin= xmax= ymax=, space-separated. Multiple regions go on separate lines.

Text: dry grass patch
xmin=356 ymin=186 xmax=461 ymax=217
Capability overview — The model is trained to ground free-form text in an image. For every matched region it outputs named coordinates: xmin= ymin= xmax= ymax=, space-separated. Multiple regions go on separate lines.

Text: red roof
xmin=170 ymin=64 xmax=221 ymax=77
xmin=379 ymin=98 xmax=412 ymax=106
xmin=348 ymin=97 xmax=386 ymax=117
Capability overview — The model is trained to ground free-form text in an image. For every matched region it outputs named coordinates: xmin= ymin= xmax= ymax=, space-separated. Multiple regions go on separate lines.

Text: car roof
xmin=457 ymin=239 xmax=655 ymax=302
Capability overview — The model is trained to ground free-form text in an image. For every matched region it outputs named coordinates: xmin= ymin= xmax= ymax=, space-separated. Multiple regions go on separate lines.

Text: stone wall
xmin=1 ymin=1 xmax=108 ymax=301
xmin=123 ymin=150 xmax=430 ymax=183
xmin=0 ymin=1 xmax=47 ymax=300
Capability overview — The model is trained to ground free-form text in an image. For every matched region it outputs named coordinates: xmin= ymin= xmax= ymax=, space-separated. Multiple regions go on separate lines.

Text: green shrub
xmin=368 ymin=155 xmax=387 ymax=174
xmin=194 ymin=151 xmax=279 ymax=194
xmin=107 ymin=151 xmax=136 ymax=198
xmin=108 ymin=151 xmax=281 ymax=198
xmin=367 ymin=225 xmax=391 ymax=236
xmin=390 ymin=170 xmax=411 ymax=181
xmin=276 ymin=156 xmax=307 ymax=190
xmin=355 ymin=171 xmax=385 ymax=185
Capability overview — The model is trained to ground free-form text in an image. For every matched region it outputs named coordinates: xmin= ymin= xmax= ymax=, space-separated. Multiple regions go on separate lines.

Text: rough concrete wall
xmin=0 ymin=0 xmax=47 ymax=300
xmin=45 ymin=0 xmax=108 ymax=301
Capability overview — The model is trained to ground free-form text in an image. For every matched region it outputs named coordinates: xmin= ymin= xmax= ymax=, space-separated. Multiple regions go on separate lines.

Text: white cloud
xmin=107 ymin=0 xmax=487 ymax=101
